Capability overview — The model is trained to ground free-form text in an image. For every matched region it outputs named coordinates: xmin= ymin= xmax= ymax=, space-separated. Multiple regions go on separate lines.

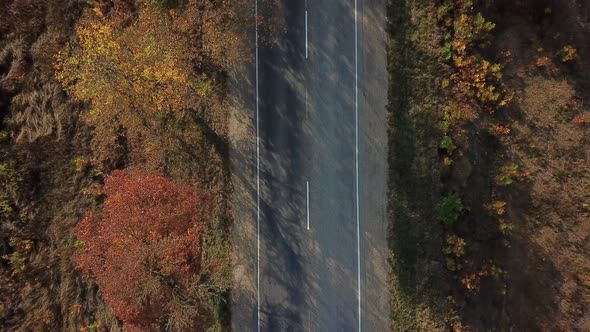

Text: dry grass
xmin=0 ymin=1 xmax=123 ymax=331
xmin=486 ymin=0 xmax=590 ymax=329
xmin=12 ymin=81 xmax=77 ymax=143
xmin=0 ymin=40 xmax=28 ymax=93
xmin=1 ymin=0 xmax=233 ymax=330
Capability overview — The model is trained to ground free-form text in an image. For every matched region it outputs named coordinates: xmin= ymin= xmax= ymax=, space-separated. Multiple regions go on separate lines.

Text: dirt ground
xmin=485 ymin=0 xmax=590 ymax=330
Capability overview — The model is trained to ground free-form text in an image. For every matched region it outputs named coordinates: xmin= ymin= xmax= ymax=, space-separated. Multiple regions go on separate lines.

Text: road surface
xmin=230 ymin=0 xmax=389 ymax=330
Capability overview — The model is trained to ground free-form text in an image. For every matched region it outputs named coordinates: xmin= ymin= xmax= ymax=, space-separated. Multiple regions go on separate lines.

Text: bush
xmin=438 ymin=194 xmax=464 ymax=227
xmin=558 ymin=45 xmax=576 ymax=63
xmin=0 ymin=162 xmax=22 ymax=218
xmin=6 ymin=252 xmax=26 ymax=273
xmin=440 ymin=135 xmax=456 ymax=154
xmin=444 ymin=234 xmax=466 ymax=257
xmin=441 ymin=42 xmax=452 ymax=61
xmin=495 ymin=163 xmax=519 ymax=186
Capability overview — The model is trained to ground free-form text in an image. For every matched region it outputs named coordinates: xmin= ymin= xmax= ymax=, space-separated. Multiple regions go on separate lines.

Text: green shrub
xmin=441 ymin=43 xmax=452 ymax=61
xmin=440 ymin=135 xmax=456 ymax=154
xmin=436 ymin=0 xmax=453 ymax=21
xmin=444 ymin=156 xmax=453 ymax=166
xmin=0 ymin=162 xmax=22 ymax=218
xmin=438 ymin=195 xmax=464 ymax=226
xmin=2 ymin=252 xmax=26 ymax=274
xmin=88 ymin=322 xmax=99 ymax=331
xmin=472 ymin=13 xmax=495 ymax=39
xmin=495 ymin=163 xmax=519 ymax=186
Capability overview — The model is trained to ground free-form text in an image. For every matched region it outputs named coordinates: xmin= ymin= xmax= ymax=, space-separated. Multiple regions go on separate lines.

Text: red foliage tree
xmin=74 ymin=169 xmax=214 ymax=331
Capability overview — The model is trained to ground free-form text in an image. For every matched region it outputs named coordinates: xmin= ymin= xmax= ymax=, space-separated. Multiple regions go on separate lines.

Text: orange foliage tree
xmin=74 ymin=169 xmax=215 ymax=331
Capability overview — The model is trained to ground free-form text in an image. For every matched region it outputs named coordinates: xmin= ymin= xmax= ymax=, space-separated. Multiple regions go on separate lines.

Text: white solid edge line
xmin=307 ymin=181 xmax=310 ymax=230
xmin=355 ymin=0 xmax=361 ymax=331
xmin=305 ymin=10 xmax=308 ymax=59
xmin=255 ymin=0 xmax=260 ymax=331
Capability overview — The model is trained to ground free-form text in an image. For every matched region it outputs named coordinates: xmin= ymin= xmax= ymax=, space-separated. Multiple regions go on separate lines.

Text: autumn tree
xmin=74 ymin=169 xmax=218 ymax=331
xmin=55 ymin=1 xmax=250 ymax=169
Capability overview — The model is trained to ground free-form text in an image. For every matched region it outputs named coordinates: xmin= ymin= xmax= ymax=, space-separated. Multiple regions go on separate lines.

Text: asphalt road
xmin=230 ymin=0 xmax=389 ymax=330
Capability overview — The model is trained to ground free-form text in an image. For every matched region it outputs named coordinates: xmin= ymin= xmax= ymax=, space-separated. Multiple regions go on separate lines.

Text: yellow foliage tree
xmin=55 ymin=1 xmax=249 ymax=169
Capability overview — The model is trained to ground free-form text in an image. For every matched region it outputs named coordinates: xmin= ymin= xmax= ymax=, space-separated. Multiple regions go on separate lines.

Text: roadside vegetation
xmin=387 ymin=0 xmax=448 ymax=330
xmin=387 ymin=0 xmax=589 ymax=330
xmin=0 ymin=0 xmax=279 ymax=330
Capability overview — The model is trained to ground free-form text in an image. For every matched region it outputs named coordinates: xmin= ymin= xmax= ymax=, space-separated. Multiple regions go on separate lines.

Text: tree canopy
xmin=74 ymin=169 xmax=214 ymax=331
xmin=55 ymin=1 xmax=249 ymax=168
